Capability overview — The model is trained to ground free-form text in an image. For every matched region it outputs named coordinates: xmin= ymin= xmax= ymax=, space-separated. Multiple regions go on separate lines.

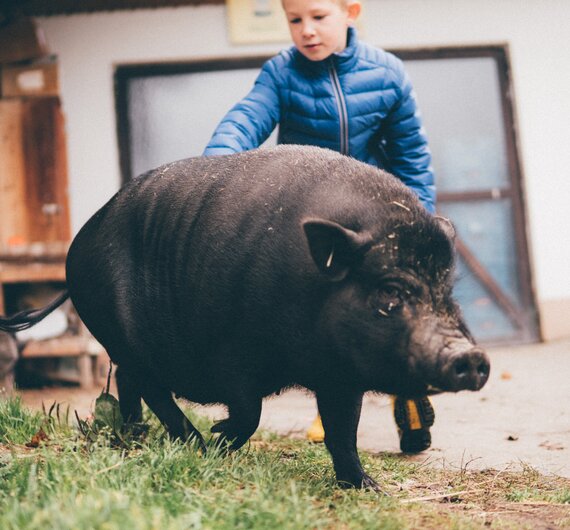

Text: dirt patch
xmin=395 ymin=466 xmax=570 ymax=529
xmin=441 ymin=502 xmax=569 ymax=529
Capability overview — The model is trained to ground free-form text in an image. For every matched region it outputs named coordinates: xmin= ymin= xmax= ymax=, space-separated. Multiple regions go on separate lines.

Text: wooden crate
xmin=1 ymin=60 xmax=59 ymax=98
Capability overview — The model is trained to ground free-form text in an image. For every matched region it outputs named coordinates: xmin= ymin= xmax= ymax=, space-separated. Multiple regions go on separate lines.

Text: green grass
xmin=1 ymin=395 xmax=569 ymax=530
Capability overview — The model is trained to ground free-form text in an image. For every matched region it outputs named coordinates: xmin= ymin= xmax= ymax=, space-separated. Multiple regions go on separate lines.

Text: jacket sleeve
xmin=203 ymin=60 xmax=281 ymax=156
xmin=381 ymin=63 xmax=436 ymax=213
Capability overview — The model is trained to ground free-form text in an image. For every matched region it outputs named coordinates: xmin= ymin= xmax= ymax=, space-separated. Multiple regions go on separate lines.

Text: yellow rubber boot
xmin=392 ymin=396 xmax=435 ymax=454
xmin=307 ymin=414 xmax=325 ymax=443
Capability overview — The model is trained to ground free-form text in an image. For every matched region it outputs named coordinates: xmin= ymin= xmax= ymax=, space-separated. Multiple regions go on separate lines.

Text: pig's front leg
xmin=316 ymin=389 xmax=384 ymax=492
xmin=211 ymin=395 xmax=262 ymax=450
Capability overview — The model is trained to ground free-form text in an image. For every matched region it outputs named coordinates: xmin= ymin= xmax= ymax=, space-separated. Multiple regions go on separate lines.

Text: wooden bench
xmin=21 ymin=334 xmax=107 ymax=389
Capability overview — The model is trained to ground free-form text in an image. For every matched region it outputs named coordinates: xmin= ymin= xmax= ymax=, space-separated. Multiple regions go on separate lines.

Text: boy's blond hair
xmin=281 ymin=0 xmax=358 ymax=9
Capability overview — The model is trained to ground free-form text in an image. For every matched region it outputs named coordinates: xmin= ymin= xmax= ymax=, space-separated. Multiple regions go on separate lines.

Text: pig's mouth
xmin=371 ymin=369 xmax=443 ymax=398
xmin=380 ymin=345 xmax=490 ymax=398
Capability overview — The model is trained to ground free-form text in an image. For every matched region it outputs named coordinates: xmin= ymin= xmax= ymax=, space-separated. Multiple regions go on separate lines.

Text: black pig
xmin=0 ymin=145 xmax=490 ymax=490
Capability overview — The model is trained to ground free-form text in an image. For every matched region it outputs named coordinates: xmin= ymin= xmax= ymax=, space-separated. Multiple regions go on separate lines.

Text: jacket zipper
xmin=328 ymin=60 xmax=349 ymax=156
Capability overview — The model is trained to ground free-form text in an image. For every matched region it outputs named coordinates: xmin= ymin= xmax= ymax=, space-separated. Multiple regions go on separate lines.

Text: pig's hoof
xmin=211 ymin=418 xmax=230 ymax=434
xmin=211 ymin=419 xmax=236 ymax=441
xmin=211 ymin=419 xmax=240 ymax=452
xmin=361 ymin=475 xmax=389 ymax=495
xmin=123 ymin=422 xmax=150 ymax=439
xmin=211 ymin=436 xmax=234 ymax=454
xmin=338 ymin=474 xmax=388 ymax=494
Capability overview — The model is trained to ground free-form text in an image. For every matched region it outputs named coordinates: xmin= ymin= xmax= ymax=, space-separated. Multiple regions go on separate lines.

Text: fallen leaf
xmin=94 ymin=392 xmax=124 ymax=432
xmin=25 ymin=427 xmax=49 ymax=448
xmin=539 ymin=441 xmax=564 ymax=451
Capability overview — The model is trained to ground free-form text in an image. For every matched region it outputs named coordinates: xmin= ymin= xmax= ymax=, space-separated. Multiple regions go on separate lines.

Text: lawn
xmin=0 ymin=394 xmax=569 ymax=529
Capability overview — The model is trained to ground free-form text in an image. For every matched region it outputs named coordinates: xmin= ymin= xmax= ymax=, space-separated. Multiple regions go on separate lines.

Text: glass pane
xmin=453 ymin=256 xmax=519 ymax=343
xmin=127 ymin=68 xmax=277 ymax=179
xmin=438 ymin=199 xmax=529 ymax=343
xmin=404 ymin=57 xmax=509 ymax=193
xmin=439 ymin=199 xmax=521 ymax=305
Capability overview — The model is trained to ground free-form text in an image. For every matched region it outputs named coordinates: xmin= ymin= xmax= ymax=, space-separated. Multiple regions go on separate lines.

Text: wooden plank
xmin=0 ymin=260 xmax=66 ymax=313
xmin=22 ymin=342 xmax=86 ymax=357
xmin=0 ymin=100 xmax=30 ymax=246
xmin=0 ymin=98 xmax=71 ymax=248
xmin=21 ymin=336 xmax=103 ymax=358
xmin=0 ymin=241 xmax=69 ymax=262
xmin=22 ymin=97 xmax=71 ymax=243
xmin=0 ymin=16 xmax=47 ymax=64
xmin=0 ymin=262 xmax=66 ymax=284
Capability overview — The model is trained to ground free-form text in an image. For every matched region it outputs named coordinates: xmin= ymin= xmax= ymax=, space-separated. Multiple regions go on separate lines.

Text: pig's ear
xmin=303 ymin=218 xmax=373 ymax=281
xmin=434 ymin=216 xmax=456 ymax=240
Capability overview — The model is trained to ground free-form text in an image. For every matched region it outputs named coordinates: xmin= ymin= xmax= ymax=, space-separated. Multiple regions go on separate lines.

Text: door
xmin=399 ymin=47 xmax=539 ymax=345
xmin=115 ymin=47 xmax=539 ymax=345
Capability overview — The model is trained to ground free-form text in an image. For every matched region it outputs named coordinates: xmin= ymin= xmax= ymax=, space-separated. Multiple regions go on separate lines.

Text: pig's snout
xmin=441 ymin=348 xmax=490 ymax=392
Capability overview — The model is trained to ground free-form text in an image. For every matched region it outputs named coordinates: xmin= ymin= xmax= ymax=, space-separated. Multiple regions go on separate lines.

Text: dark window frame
xmin=115 ymin=56 xmax=270 ymax=185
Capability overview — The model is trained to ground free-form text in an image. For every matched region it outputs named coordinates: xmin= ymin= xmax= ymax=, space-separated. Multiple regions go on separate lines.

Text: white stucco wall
xmin=36 ymin=0 xmax=570 ymax=336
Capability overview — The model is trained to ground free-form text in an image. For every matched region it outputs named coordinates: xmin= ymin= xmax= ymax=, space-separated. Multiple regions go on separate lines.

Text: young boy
xmin=203 ymin=0 xmax=435 ymax=454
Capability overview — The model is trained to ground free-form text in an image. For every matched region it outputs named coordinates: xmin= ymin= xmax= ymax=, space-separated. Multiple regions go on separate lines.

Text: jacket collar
xmin=331 ymin=26 xmax=359 ymax=72
xmin=292 ymin=26 xmax=359 ymax=75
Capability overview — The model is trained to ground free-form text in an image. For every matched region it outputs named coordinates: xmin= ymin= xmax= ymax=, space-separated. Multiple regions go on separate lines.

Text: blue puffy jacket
xmin=204 ymin=27 xmax=435 ymax=212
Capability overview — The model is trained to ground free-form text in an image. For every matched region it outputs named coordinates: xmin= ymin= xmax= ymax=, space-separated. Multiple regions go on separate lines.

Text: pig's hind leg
xmin=145 ymin=388 xmax=206 ymax=451
xmin=115 ymin=365 xmax=143 ymax=423
xmin=125 ymin=367 xmax=206 ymax=451
xmin=316 ymin=390 xmax=385 ymax=493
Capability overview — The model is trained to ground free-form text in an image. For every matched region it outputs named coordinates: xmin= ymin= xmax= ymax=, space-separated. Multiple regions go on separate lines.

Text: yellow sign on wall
xmin=226 ymin=0 xmax=291 ymax=44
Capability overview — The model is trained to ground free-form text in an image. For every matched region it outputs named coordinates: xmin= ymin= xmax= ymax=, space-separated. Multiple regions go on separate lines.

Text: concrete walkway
xmin=19 ymin=338 xmax=570 ymax=478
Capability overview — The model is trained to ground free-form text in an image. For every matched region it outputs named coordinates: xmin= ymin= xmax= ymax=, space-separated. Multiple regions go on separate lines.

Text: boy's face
xmin=282 ymin=0 xmax=361 ymax=62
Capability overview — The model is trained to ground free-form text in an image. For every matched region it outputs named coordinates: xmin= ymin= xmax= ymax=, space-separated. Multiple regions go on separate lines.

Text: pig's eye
xmin=382 ymin=286 xmax=400 ymax=298
xmin=375 ymin=286 xmax=402 ymax=316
